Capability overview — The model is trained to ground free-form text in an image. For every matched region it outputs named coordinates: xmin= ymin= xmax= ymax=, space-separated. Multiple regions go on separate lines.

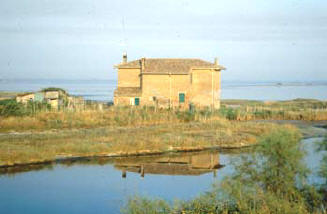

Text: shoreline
xmin=1 ymin=120 xmax=326 ymax=170
xmin=0 ymin=144 xmax=251 ymax=170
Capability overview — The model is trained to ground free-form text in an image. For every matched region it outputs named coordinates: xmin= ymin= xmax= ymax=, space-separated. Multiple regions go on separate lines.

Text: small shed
xmin=16 ymin=93 xmax=34 ymax=104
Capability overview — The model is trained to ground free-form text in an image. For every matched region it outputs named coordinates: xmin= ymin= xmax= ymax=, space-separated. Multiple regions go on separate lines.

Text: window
xmin=134 ymin=97 xmax=140 ymax=106
xmin=179 ymin=93 xmax=185 ymax=103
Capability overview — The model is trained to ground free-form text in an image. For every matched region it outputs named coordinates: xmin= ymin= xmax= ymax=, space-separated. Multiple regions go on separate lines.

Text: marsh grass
xmin=0 ymin=99 xmax=324 ymax=166
xmin=1 ymin=99 xmax=326 ymax=133
xmin=0 ymin=119 xmax=279 ymax=166
xmin=220 ymin=99 xmax=327 ymax=121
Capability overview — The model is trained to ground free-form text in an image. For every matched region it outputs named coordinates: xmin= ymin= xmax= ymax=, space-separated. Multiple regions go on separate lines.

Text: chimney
xmin=122 ymin=52 xmax=127 ymax=64
xmin=141 ymin=57 xmax=145 ymax=72
xmin=214 ymin=57 xmax=219 ymax=66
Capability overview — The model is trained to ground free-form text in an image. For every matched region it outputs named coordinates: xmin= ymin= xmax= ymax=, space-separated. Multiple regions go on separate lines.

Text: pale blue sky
xmin=0 ymin=0 xmax=326 ymax=81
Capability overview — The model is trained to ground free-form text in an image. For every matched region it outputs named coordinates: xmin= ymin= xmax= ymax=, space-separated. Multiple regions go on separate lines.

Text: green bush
xmin=219 ymin=107 xmax=238 ymax=120
xmin=0 ymin=99 xmax=51 ymax=117
xmin=122 ymin=196 xmax=171 ymax=214
xmin=0 ymin=99 xmax=26 ymax=117
xmin=175 ymin=110 xmax=195 ymax=122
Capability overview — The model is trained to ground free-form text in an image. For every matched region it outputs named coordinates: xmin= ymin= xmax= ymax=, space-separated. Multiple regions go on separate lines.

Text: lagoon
xmin=0 ymin=137 xmax=324 ymax=214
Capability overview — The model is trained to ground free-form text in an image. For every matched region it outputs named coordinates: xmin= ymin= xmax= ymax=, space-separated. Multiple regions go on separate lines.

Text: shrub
xmin=176 ymin=110 xmax=195 ymax=122
xmin=0 ymin=99 xmax=26 ymax=117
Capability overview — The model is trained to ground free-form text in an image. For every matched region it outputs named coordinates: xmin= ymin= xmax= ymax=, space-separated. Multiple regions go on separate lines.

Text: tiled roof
xmin=116 ymin=58 xmax=226 ymax=74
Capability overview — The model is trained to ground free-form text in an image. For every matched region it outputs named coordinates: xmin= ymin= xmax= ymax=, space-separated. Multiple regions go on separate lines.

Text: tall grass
xmin=1 ymin=99 xmax=326 ymax=133
xmin=220 ymin=99 xmax=327 ymax=121
xmin=0 ymin=119 xmax=278 ymax=166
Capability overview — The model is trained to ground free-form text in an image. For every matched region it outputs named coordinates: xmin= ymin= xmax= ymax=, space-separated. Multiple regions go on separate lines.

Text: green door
xmin=134 ymin=97 xmax=140 ymax=106
xmin=179 ymin=93 xmax=185 ymax=103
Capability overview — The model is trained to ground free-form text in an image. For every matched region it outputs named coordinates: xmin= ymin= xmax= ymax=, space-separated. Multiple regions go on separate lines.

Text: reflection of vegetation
xmin=123 ymin=128 xmax=327 ymax=214
xmin=0 ymin=163 xmax=54 ymax=176
xmin=0 ymin=150 xmax=220 ymax=176
xmin=0 ymin=157 xmax=115 ymax=176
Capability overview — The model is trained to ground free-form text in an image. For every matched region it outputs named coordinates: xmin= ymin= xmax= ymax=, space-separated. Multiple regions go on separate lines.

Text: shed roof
xmin=17 ymin=92 xmax=34 ymax=97
xmin=116 ymin=58 xmax=226 ymax=74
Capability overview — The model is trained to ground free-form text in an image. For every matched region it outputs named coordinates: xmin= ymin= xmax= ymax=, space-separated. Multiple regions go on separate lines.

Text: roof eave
xmin=191 ymin=66 xmax=226 ymax=71
xmin=141 ymin=72 xmax=189 ymax=75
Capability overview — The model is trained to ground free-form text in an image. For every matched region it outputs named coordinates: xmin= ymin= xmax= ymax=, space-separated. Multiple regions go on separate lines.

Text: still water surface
xmin=1 ymin=79 xmax=327 ymax=101
xmin=0 ymin=138 xmax=324 ymax=214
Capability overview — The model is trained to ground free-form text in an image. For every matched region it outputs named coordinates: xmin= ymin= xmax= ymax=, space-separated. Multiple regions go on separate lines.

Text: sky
xmin=0 ymin=0 xmax=326 ymax=81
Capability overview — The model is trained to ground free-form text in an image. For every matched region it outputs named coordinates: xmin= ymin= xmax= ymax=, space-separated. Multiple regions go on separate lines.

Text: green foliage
xmin=0 ymin=99 xmax=26 ymax=116
xmin=221 ymin=128 xmax=318 ymax=213
xmin=198 ymin=108 xmax=213 ymax=118
xmin=41 ymin=87 xmax=67 ymax=94
xmin=0 ymin=99 xmax=51 ymax=117
xmin=253 ymin=109 xmax=272 ymax=119
xmin=219 ymin=107 xmax=239 ymax=120
xmin=317 ymin=136 xmax=327 ymax=205
xmin=0 ymin=99 xmax=15 ymax=105
xmin=256 ymin=128 xmax=308 ymax=194
xmin=175 ymin=109 xmax=196 ymax=122
xmin=121 ymin=196 xmax=172 ymax=214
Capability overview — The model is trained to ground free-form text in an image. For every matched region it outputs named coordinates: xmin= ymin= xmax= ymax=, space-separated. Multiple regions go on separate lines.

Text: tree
xmin=221 ymin=126 xmax=320 ymax=213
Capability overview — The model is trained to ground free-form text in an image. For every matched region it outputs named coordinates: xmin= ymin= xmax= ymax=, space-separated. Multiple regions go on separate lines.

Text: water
xmin=0 ymin=79 xmax=116 ymax=102
xmin=0 ymin=138 xmax=325 ymax=214
xmin=1 ymin=79 xmax=327 ymax=101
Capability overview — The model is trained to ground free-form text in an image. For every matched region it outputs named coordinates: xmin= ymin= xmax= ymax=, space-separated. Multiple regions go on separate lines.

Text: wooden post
xmin=140 ymin=165 xmax=144 ymax=178
xmin=169 ymin=72 xmax=172 ymax=108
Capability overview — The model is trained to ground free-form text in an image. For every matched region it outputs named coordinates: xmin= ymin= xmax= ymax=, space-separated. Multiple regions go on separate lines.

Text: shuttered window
xmin=134 ymin=97 xmax=140 ymax=106
xmin=179 ymin=93 xmax=185 ymax=103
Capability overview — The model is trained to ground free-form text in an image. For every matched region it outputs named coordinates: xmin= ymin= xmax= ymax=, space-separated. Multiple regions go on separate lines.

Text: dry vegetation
xmin=1 ymin=98 xmax=326 ymax=167
xmin=0 ymin=118 xmax=281 ymax=167
xmin=221 ymin=98 xmax=327 ymax=121
xmin=1 ymin=98 xmax=327 ymax=133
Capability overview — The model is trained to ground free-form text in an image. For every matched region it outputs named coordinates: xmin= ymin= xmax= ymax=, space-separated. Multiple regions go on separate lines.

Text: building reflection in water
xmin=113 ymin=150 xmax=223 ymax=178
xmin=0 ymin=150 xmax=224 ymax=177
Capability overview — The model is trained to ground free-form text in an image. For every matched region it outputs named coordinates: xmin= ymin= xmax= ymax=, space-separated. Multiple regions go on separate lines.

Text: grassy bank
xmin=0 ymin=98 xmax=325 ymax=167
xmin=1 ymin=98 xmax=327 ymax=133
xmin=0 ymin=119 xmax=281 ymax=167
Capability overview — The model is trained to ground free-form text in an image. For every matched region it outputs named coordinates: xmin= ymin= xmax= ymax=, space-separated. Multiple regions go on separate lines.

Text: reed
xmin=0 ymin=119 xmax=279 ymax=166
xmin=1 ymin=99 xmax=326 ymax=133
xmin=220 ymin=99 xmax=327 ymax=121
